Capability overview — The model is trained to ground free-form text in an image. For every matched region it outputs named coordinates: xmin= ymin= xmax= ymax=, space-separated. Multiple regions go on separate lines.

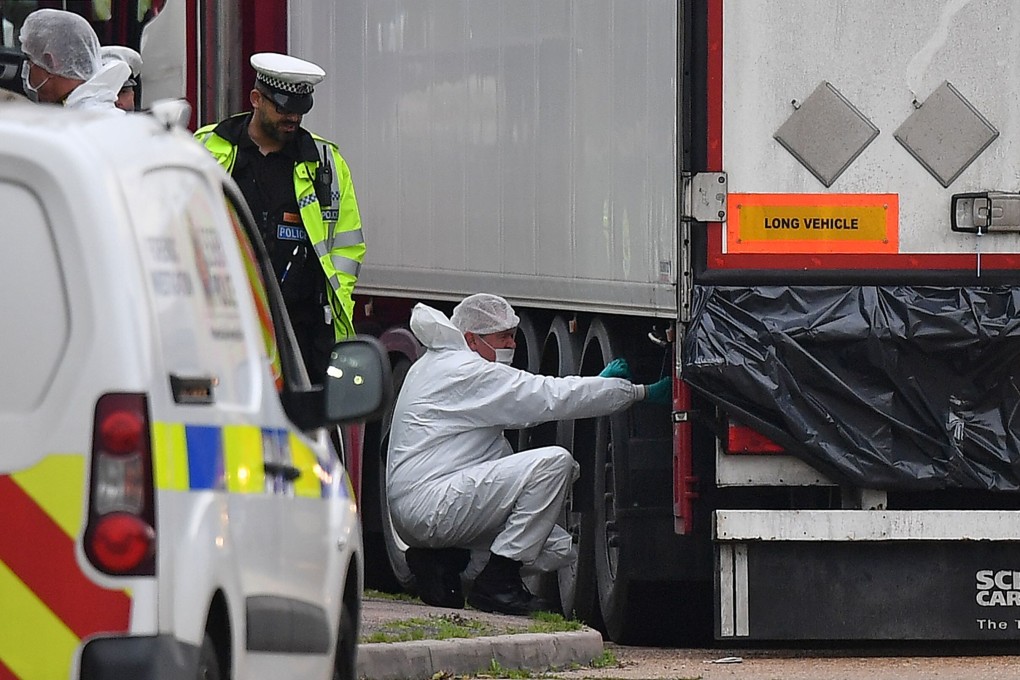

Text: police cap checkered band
xmin=256 ymin=72 xmax=313 ymax=95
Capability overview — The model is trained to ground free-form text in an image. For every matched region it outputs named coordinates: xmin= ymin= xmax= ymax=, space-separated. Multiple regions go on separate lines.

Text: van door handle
xmin=264 ymin=461 xmax=302 ymax=481
xmin=169 ymin=374 xmax=216 ymax=405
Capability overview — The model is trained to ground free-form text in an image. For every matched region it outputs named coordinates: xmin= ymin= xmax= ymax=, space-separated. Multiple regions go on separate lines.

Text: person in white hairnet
xmin=386 ymin=294 xmax=671 ymax=615
xmin=19 ymin=8 xmax=129 ymax=111
xmin=101 ymin=45 xmax=142 ymax=111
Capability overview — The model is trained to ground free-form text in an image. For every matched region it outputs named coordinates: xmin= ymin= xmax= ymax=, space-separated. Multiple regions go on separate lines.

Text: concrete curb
xmin=357 ymin=629 xmax=604 ymax=680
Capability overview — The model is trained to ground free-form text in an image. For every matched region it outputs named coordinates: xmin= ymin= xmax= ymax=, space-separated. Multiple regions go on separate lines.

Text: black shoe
xmin=466 ymin=554 xmax=556 ymax=616
xmin=405 ymin=547 xmax=470 ymax=609
xmin=468 ymin=582 xmax=555 ymax=616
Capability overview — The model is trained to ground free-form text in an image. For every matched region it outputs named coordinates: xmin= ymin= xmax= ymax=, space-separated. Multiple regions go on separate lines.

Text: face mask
xmin=21 ymin=60 xmax=49 ymax=103
xmin=478 ymin=336 xmax=515 ymax=365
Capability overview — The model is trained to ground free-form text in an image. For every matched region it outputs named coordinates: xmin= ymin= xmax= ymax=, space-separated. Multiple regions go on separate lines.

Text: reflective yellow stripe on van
xmin=289 ymin=433 xmax=321 ymax=498
xmin=1 ymin=456 xmax=83 ymax=678
xmin=151 ymin=423 xmax=327 ymax=497
xmin=152 ymin=421 xmax=189 ymax=491
xmin=0 ymin=559 xmax=78 ymax=680
xmin=12 ymin=455 xmax=85 ymax=538
xmin=224 ymin=425 xmax=266 ymax=493
xmin=0 ymin=455 xmax=131 ymax=679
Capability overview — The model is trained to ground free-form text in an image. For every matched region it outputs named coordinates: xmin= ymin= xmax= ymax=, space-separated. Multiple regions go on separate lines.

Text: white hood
xmin=64 ymin=60 xmax=129 ymax=112
xmin=409 ymin=303 xmax=470 ymax=352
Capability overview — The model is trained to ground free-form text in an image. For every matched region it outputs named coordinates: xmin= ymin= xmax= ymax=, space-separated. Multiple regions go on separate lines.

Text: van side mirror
xmin=324 ymin=336 xmax=392 ymax=423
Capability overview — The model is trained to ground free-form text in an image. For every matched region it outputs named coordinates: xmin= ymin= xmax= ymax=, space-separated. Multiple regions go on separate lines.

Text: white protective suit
xmin=64 ymin=60 xmax=129 ymax=112
xmin=387 ymin=304 xmax=646 ymax=572
xmin=19 ymin=8 xmax=127 ymax=112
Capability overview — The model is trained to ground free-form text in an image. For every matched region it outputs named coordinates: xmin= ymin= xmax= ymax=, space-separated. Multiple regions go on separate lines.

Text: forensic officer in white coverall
xmin=19 ymin=9 xmax=129 ymax=111
xmin=386 ymin=294 xmax=670 ymax=615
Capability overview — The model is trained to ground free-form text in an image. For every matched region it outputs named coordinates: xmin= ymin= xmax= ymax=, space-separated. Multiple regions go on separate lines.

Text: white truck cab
xmin=0 ymin=102 xmax=388 ymax=680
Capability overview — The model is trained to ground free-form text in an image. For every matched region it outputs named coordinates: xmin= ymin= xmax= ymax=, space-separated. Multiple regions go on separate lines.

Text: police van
xmin=0 ymin=101 xmax=388 ymax=680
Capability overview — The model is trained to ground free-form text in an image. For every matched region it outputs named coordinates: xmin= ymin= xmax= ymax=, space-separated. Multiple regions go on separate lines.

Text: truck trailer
xmin=62 ymin=0 xmax=1020 ymax=644
xmin=294 ymin=0 xmax=1020 ymax=644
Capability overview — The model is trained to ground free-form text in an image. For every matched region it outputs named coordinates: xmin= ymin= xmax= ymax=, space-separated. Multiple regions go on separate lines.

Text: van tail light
xmin=726 ymin=421 xmax=785 ymax=454
xmin=84 ymin=393 xmax=156 ymax=576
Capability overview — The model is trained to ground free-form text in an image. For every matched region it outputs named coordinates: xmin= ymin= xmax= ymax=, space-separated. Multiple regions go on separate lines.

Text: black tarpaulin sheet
xmin=681 ymin=286 xmax=1020 ymax=490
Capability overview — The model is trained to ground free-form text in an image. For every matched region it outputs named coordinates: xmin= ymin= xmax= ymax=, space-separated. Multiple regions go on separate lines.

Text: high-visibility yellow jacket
xmin=195 ymin=114 xmax=365 ymax=340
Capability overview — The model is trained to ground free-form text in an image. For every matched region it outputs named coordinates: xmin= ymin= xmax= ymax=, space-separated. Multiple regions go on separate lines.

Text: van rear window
xmin=135 ymin=168 xmax=250 ymax=409
xmin=0 ymin=183 xmax=69 ymax=412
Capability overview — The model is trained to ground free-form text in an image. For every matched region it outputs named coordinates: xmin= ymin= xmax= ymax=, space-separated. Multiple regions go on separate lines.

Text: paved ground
xmin=357 ymin=596 xmax=604 ymax=680
xmin=357 ymin=598 xmax=1020 ymax=680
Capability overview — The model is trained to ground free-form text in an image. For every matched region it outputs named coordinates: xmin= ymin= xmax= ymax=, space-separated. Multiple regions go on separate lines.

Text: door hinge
xmin=680 ymin=172 xmax=728 ymax=222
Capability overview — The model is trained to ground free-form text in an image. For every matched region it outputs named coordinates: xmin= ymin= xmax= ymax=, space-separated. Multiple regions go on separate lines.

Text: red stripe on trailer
xmin=674 ymin=377 xmax=698 ymax=536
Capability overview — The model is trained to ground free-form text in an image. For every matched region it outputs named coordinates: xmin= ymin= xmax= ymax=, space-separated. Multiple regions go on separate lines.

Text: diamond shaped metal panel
xmin=774 ymin=81 xmax=879 ymax=188
xmin=894 ymin=81 xmax=999 ymax=188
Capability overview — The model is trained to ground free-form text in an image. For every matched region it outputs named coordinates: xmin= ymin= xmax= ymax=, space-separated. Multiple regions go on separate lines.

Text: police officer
xmin=196 ymin=53 xmax=366 ymax=382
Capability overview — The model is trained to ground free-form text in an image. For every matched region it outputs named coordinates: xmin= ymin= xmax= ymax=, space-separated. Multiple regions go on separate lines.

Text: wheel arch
xmin=205 ymin=589 xmax=232 ymax=680
xmin=361 ymin=327 xmax=421 ymax=533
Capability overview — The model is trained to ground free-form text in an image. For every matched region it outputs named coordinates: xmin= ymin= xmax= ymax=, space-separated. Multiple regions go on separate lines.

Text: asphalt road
xmin=360 ymin=597 xmax=1020 ymax=679
xmin=546 ymin=643 xmax=1020 ymax=680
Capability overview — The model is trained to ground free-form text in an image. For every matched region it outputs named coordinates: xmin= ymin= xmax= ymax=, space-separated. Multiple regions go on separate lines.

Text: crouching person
xmin=385 ymin=294 xmax=670 ymax=615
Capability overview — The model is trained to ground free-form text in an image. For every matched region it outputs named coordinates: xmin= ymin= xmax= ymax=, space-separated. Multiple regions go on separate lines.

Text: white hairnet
xmin=20 ymin=9 xmax=101 ymax=81
xmin=101 ymin=45 xmax=142 ymax=78
xmin=450 ymin=294 xmax=520 ymax=335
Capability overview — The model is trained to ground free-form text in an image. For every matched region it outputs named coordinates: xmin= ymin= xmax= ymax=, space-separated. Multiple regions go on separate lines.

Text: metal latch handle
xmin=952 ymin=191 xmax=1020 ymax=234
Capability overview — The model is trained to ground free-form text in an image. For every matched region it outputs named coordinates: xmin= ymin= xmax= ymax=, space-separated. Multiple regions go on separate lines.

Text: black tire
xmin=378 ymin=358 xmax=415 ymax=592
xmin=506 ymin=311 xmax=559 ymax=604
xmin=593 ymin=402 xmax=643 ymax=642
xmin=332 ymin=599 xmax=358 ymax=680
xmin=197 ymin=632 xmax=221 ymax=680
xmin=586 ymin=316 xmax=651 ymax=644
xmin=508 ymin=310 xmax=545 ymax=451
xmin=538 ymin=315 xmax=593 ymax=622
xmin=564 ymin=318 xmax=625 ymax=630
xmin=556 ymin=489 xmax=597 ymax=624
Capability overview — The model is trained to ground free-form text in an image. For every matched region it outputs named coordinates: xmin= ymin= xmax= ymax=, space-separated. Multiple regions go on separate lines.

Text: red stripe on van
xmin=0 ymin=477 xmax=131 ymax=639
xmin=0 ymin=657 xmax=17 ymax=680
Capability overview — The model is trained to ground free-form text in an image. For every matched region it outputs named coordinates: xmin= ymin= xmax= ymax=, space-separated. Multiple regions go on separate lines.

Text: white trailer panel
xmin=294 ymin=0 xmax=679 ymax=316
xmin=722 ymin=0 xmax=1020 ymax=257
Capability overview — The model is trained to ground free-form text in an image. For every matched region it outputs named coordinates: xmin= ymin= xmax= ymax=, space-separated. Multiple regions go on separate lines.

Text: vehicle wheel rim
xmin=602 ymin=436 xmax=620 ymax=581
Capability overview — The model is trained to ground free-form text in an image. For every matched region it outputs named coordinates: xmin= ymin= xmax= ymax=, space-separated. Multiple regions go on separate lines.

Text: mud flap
xmin=716 ymin=540 xmax=1020 ymax=640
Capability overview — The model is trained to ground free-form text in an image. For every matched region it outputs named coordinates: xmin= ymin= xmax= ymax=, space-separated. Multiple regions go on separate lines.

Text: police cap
xmin=251 ymin=52 xmax=324 ymax=115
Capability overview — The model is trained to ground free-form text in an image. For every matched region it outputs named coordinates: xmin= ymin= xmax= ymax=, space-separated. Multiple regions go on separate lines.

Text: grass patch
xmin=361 ymin=608 xmax=584 ymax=644
xmin=477 ymin=659 xmax=537 ymax=678
xmin=363 ymin=588 xmax=420 ymax=603
xmin=362 ymin=613 xmax=499 ymax=643
xmin=588 ymin=650 xmax=617 ymax=669
xmin=522 ymin=611 xmax=584 ymax=634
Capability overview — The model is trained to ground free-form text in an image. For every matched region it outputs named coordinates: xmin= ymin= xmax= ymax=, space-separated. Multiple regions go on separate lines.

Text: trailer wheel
xmin=507 ymin=310 xmax=545 ymax=451
xmin=543 ymin=315 xmax=598 ymax=622
xmin=585 ymin=317 xmax=655 ymax=643
xmin=593 ymin=407 xmax=646 ymax=642
xmin=378 ymin=358 xmax=415 ymax=591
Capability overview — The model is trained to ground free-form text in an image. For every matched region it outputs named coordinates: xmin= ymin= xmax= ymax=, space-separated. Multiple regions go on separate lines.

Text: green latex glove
xmin=645 ymin=376 xmax=672 ymax=405
xmin=599 ymin=358 xmax=632 ymax=380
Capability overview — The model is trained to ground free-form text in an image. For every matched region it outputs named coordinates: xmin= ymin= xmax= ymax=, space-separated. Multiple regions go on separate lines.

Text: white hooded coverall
xmin=387 ymin=304 xmax=645 ymax=572
xmin=64 ymin=60 xmax=129 ymax=112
